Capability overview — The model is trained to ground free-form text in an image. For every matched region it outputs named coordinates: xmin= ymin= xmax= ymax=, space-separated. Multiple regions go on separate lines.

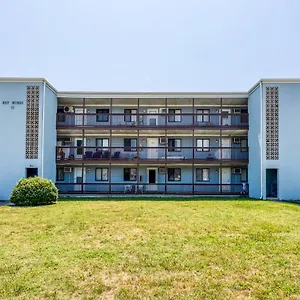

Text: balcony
xmin=56 ymin=146 xmax=248 ymax=164
xmin=56 ymin=112 xmax=248 ymax=129
xmin=56 ymin=183 xmax=249 ymax=195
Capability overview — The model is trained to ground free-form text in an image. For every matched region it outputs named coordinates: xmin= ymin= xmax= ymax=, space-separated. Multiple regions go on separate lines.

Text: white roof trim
xmin=0 ymin=77 xmax=58 ymax=94
xmin=57 ymin=91 xmax=248 ymax=99
xmin=248 ymin=78 xmax=300 ymax=95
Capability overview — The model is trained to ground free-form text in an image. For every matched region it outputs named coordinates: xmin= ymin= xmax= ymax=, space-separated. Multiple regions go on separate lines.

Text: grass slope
xmin=0 ymin=200 xmax=299 ymax=299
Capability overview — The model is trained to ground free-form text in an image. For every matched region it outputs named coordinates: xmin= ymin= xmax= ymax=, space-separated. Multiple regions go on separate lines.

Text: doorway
xmin=147 ymin=138 xmax=159 ymax=159
xmin=26 ymin=168 xmax=38 ymax=178
xmin=221 ymin=109 xmax=231 ymax=126
xmin=74 ymin=138 xmax=84 ymax=159
xmin=221 ymin=138 xmax=231 ymax=159
xmin=220 ymin=167 xmax=231 ymax=192
xmin=147 ymin=108 xmax=158 ymax=126
xmin=266 ymin=169 xmax=278 ymax=198
xmin=74 ymin=167 xmax=85 ymax=192
xmin=147 ymin=168 xmax=158 ymax=191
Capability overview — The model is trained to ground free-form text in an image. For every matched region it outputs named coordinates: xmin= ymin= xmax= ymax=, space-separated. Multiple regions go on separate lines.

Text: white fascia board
xmin=57 ymin=91 xmax=248 ymax=99
xmin=0 ymin=77 xmax=58 ymax=94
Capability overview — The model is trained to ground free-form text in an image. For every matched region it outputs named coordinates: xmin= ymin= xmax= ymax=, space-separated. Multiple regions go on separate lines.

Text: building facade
xmin=0 ymin=78 xmax=299 ymax=200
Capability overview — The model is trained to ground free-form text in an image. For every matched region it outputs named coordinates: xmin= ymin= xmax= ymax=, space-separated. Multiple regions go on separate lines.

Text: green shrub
xmin=10 ymin=177 xmax=58 ymax=206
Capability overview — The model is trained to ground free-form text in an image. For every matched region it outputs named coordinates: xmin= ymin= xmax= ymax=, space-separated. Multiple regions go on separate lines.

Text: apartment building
xmin=0 ymin=78 xmax=299 ymax=200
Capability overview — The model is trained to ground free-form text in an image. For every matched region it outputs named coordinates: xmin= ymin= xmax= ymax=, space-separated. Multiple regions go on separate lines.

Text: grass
xmin=0 ymin=200 xmax=299 ymax=299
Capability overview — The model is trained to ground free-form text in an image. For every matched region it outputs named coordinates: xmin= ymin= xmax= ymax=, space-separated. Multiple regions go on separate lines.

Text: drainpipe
xmin=41 ymin=81 xmax=46 ymax=178
xmin=260 ymin=82 xmax=263 ymax=199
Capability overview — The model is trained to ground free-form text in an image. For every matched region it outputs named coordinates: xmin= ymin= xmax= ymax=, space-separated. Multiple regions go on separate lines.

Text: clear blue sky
xmin=0 ymin=0 xmax=299 ymax=92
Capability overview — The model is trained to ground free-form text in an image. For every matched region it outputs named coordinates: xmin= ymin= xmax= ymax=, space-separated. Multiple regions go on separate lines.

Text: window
xmin=196 ymin=139 xmax=210 ymax=152
xmin=95 ymin=168 xmax=108 ymax=181
xmin=168 ymin=168 xmax=181 ymax=181
xmin=96 ymin=109 xmax=109 ymax=122
xmin=124 ymin=109 xmax=137 ymax=122
xmin=96 ymin=138 xmax=109 ymax=150
xmin=241 ymin=139 xmax=248 ymax=152
xmin=168 ymin=109 xmax=181 ymax=122
xmin=197 ymin=109 xmax=210 ymax=122
xmin=56 ymin=168 xmax=64 ymax=181
xmin=124 ymin=138 xmax=137 ymax=151
xmin=168 ymin=139 xmax=181 ymax=152
xmin=124 ymin=168 xmax=137 ymax=181
xmin=241 ymin=169 xmax=248 ymax=182
xmin=196 ymin=168 xmax=210 ymax=182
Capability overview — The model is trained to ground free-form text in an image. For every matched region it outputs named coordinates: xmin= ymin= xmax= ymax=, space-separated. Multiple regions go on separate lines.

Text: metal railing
xmin=57 ymin=112 xmax=249 ymax=128
xmin=56 ymin=183 xmax=249 ymax=195
xmin=56 ymin=146 xmax=248 ymax=162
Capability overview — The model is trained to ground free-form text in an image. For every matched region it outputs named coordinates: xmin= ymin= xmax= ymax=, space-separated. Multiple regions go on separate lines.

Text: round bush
xmin=10 ymin=177 xmax=58 ymax=206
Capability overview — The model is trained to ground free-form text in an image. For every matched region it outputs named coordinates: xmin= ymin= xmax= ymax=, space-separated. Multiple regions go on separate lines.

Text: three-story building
xmin=0 ymin=77 xmax=299 ymax=200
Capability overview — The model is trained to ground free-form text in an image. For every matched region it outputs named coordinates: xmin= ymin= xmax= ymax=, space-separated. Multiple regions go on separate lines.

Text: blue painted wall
xmin=0 ymin=82 xmax=44 ymax=200
xmin=43 ymin=85 xmax=57 ymax=183
xmin=248 ymin=85 xmax=261 ymax=199
xmin=262 ymin=83 xmax=300 ymax=200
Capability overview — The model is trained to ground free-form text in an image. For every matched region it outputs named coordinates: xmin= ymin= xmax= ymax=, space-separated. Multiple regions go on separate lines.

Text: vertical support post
xmin=220 ymin=97 xmax=223 ymax=194
xmin=192 ymin=98 xmax=195 ymax=195
xmin=137 ymin=98 xmax=140 ymax=193
xmin=82 ymin=97 xmax=86 ymax=194
xmin=164 ymin=98 xmax=167 ymax=194
xmin=109 ymin=98 xmax=112 ymax=194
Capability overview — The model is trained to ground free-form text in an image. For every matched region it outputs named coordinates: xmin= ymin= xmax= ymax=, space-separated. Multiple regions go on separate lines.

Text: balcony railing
xmin=56 ymin=146 xmax=248 ymax=162
xmin=56 ymin=183 xmax=249 ymax=195
xmin=57 ymin=112 xmax=249 ymax=128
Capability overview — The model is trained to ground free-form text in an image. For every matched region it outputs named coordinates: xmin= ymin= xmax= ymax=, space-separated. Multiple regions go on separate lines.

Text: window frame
xmin=95 ymin=168 xmax=109 ymax=181
xmin=124 ymin=168 xmax=137 ymax=181
xmin=96 ymin=109 xmax=109 ymax=122
xmin=196 ymin=139 xmax=210 ymax=152
xmin=196 ymin=109 xmax=210 ymax=122
xmin=168 ymin=168 xmax=181 ymax=181
xmin=96 ymin=138 xmax=109 ymax=150
xmin=56 ymin=168 xmax=65 ymax=181
xmin=168 ymin=109 xmax=182 ymax=122
xmin=196 ymin=168 xmax=210 ymax=182
xmin=168 ymin=138 xmax=181 ymax=152
xmin=124 ymin=109 xmax=137 ymax=122
xmin=124 ymin=138 xmax=137 ymax=152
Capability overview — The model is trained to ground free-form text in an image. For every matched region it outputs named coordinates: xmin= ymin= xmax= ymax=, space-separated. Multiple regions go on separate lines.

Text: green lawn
xmin=0 ymin=200 xmax=299 ymax=299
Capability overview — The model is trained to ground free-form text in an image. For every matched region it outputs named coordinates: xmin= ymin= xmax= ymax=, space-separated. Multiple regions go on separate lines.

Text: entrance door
xmin=266 ymin=169 xmax=278 ymax=198
xmin=147 ymin=168 xmax=157 ymax=191
xmin=221 ymin=138 xmax=231 ymax=160
xmin=147 ymin=109 xmax=158 ymax=126
xmin=26 ymin=168 xmax=38 ymax=178
xmin=74 ymin=167 xmax=85 ymax=191
xmin=221 ymin=109 xmax=231 ymax=126
xmin=147 ymin=138 xmax=159 ymax=159
xmin=75 ymin=108 xmax=83 ymax=126
xmin=74 ymin=138 xmax=85 ymax=159
xmin=221 ymin=167 xmax=231 ymax=192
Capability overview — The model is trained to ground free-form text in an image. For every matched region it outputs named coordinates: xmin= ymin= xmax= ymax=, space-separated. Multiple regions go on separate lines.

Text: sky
xmin=0 ymin=0 xmax=300 ymax=92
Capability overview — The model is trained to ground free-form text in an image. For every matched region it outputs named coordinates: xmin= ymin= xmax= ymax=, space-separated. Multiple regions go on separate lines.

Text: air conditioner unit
xmin=64 ymin=167 xmax=72 ymax=173
xmin=159 ymin=137 xmax=167 ymax=144
xmin=233 ymin=108 xmax=241 ymax=113
xmin=233 ymin=137 xmax=241 ymax=144
xmin=64 ymin=106 xmax=74 ymax=113
xmin=233 ymin=168 xmax=242 ymax=174
xmin=159 ymin=108 xmax=167 ymax=113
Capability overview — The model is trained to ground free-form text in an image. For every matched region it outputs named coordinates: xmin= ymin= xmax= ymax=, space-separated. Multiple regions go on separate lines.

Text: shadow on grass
xmin=58 ymin=196 xmax=258 ymax=202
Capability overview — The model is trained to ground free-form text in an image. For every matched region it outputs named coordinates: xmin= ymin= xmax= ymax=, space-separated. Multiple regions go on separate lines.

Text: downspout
xmin=41 ymin=81 xmax=46 ymax=178
xmin=260 ymin=82 xmax=263 ymax=199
